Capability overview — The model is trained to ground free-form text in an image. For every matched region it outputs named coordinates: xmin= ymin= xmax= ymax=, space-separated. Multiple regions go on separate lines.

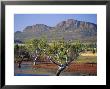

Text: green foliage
xmin=14 ymin=44 xmax=27 ymax=61
xmin=23 ymin=37 xmax=97 ymax=64
xmin=25 ymin=39 xmax=40 ymax=53
xmin=14 ymin=44 xmax=19 ymax=58
xmin=14 ymin=44 xmax=19 ymax=51
xmin=45 ymin=40 xmax=82 ymax=64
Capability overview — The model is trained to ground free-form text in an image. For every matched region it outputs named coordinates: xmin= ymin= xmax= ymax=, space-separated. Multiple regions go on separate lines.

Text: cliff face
xmin=14 ymin=19 xmax=97 ymax=42
xmin=56 ymin=19 xmax=96 ymax=31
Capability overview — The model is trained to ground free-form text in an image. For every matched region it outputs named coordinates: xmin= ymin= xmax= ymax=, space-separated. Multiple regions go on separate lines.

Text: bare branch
xmin=47 ymin=56 xmax=61 ymax=67
xmin=66 ymin=52 xmax=79 ymax=66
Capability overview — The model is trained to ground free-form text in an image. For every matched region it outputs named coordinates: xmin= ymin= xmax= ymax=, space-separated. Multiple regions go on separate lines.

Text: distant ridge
xmin=14 ymin=19 xmax=97 ymax=43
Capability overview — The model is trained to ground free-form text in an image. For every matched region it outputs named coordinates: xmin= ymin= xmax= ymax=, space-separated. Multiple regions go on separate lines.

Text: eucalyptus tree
xmin=25 ymin=38 xmax=49 ymax=65
xmin=45 ymin=40 xmax=82 ymax=76
xmin=25 ymin=38 xmax=83 ymax=76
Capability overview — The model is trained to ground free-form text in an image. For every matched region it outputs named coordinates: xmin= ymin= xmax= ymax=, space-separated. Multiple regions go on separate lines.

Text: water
xmin=14 ymin=62 xmax=96 ymax=76
xmin=14 ymin=62 xmax=55 ymax=76
xmin=15 ymin=73 xmax=49 ymax=76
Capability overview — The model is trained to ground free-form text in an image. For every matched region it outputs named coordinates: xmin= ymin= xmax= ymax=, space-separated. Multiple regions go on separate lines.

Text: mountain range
xmin=14 ymin=19 xmax=97 ymax=43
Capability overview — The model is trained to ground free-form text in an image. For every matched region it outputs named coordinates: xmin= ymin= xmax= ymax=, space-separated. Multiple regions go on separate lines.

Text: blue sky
xmin=14 ymin=14 xmax=97 ymax=32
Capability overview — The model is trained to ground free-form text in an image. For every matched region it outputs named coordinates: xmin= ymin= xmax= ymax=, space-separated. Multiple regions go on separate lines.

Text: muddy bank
xmin=14 ymin=62 xmax=97 ymax=76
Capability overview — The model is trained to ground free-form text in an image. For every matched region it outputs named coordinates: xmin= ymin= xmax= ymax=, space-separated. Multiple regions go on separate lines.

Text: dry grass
xmin=75 ymin=51 xmax=97 ymax=63
xmin=81 ymin=52 xmax=97 ymax=56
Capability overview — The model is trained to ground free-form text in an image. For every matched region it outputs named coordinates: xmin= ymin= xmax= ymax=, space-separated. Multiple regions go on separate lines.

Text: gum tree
xmin=25 ymin=38 xmax=83 ymax=76
xmin=45 ymin=40 xmax=82 ymax=76
xmin=25 ymin=38 xmax=49 ymax=65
